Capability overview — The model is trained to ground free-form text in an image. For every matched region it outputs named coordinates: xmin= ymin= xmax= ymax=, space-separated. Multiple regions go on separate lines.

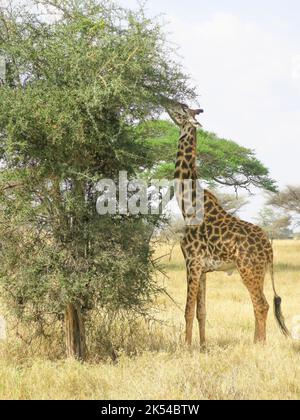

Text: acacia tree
xmin=137 ymin=120 xmax=277 ymax=192
xmin=256 ymin=208 xmax=293 ymax=240
xmin=0 ymin=0 xmax=196 ymax=360
xmin=268 ymin=186 xmax=300 ymax=225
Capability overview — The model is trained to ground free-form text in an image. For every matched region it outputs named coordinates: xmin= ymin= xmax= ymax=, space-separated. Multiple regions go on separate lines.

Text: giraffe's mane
xmin=204 ymin=189 xmax=220 ymax=205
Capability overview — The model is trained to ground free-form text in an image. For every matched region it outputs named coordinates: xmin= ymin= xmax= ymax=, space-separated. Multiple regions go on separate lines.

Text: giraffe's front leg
xmin=185 ymin=263 xmax=202 ymax=346
xmin=197 ymin=273 xmax=207 ymax=348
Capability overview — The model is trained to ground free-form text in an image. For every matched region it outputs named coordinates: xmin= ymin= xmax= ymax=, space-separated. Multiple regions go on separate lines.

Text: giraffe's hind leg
xmin=239 ymin=266 xmax=269 ymax=343
xmin=185 ymin=260 xmax=202 ymax=346
xmin=197 ymin=273 xmax=207 ymax=348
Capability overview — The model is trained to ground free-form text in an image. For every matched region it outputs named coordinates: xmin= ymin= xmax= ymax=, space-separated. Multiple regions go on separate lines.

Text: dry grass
xmin=0 ymin=240 xmax=300 ymax=400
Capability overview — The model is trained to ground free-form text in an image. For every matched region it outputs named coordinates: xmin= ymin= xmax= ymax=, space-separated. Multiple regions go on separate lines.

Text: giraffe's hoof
xmin=254 ymin=339 xmax=267 ymax=345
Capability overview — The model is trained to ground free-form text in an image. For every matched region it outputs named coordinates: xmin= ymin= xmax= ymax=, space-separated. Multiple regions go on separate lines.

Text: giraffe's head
xmin=165 ymin=100 xmax=204 ymax=129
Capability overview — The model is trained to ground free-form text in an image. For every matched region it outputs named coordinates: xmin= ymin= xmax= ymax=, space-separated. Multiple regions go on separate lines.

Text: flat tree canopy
xmin=268 ymin=186 xmax=300 ymax=226
xmin=136 ymin=120 xmax=277 ymax=192
xmin=268 ymin=186 xmax=300 ymax=214
xmin=256 ymin=208 xmax=293 ymax=240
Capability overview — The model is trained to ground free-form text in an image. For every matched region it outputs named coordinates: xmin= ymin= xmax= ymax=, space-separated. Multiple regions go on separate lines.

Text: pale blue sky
xmin=122 ymin=0 xmax=300 ymax=221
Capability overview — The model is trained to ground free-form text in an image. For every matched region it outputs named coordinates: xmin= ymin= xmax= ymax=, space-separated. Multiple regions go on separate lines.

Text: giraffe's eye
xmin=182 ymin=104 xmax=189 ymax=113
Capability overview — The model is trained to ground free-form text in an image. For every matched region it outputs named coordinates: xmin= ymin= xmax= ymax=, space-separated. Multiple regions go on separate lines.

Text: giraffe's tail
xmin=270 ymin=262 xmax=290 ymax=337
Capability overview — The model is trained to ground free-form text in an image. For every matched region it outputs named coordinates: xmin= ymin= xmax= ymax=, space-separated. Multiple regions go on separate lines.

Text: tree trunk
xmin=65 ymin=303 xmax=86 ymax=361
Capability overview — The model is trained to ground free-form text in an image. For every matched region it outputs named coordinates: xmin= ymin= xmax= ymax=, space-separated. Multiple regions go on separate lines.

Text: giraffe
xmin=164 ymin=99 xmax=290 ymax=347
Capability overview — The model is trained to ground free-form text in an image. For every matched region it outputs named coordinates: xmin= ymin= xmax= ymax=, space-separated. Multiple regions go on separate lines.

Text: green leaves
xmin=0 ymin=0 xmax=177 ymax=338
xmin=137 ymin=120 xmax=277 ymax=192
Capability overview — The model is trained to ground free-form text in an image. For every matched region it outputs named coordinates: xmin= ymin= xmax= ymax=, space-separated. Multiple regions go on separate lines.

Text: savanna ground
xmin=0 ymin=240 xmax=300 ymax=400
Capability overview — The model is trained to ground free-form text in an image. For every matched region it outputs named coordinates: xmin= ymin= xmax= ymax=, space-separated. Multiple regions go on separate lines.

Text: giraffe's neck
xmin=174 ymin=124 xmax=200 ymax=223
xmin=174 ymin=125 xmax=197 ymax=180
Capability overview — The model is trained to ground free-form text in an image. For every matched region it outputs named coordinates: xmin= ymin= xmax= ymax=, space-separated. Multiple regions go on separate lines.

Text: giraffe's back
xmin=181 ymin=191 xmax=273 ymax=274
